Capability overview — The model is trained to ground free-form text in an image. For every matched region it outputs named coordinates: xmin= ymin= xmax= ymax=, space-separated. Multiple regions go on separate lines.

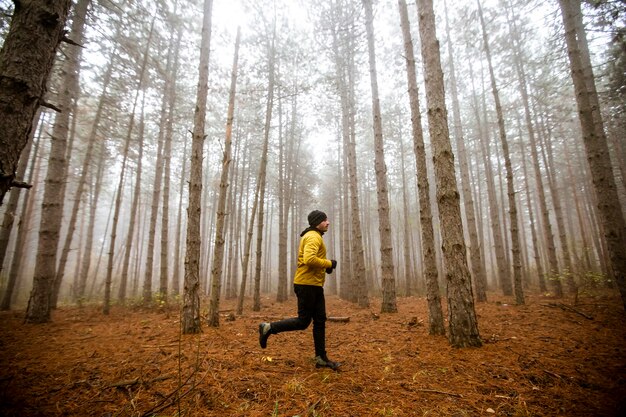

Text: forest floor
xmin=1 ymin=291 xmax=625 ymax=417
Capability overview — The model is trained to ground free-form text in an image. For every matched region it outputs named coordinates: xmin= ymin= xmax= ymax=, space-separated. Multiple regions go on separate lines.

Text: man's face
xmin=316 ymin=218 xmax=330 ymax=232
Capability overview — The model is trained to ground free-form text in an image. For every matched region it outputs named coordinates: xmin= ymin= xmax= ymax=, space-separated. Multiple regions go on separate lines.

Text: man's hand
xmin=326 ymin=259 xmax=338 ymax=274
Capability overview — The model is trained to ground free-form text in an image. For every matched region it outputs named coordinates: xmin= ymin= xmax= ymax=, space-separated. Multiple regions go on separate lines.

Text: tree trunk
xmin=183 ymin=0 xmax=213 ymax=334
xmin=505 ymin=3 xmax=562 ymax=297
xmin=537 ymin=113 xmax=576 ymax=292
xmin=252 ymin=27 xmax=276 ymax=312
xmin=101 ymin=17 xmax=155 ymax=315
xmin=477 ymin=0 xmax=523 ymax=303
xmin=399 ymin=0 xmax=444 ymax=333
xmin=159 ymin=21 xmax=184 ymax=304
xmin=327 ymin=0 xmax=368 ymax=307
xmin=443 ymin=0 xmax=487 ymax=302
xmin=416 ymin=0 xmax=481 ymax=347
xmin=172 ymin=138 xmax=188 ymax=296
xmin=49 ymin=0 xmax=91 ymax=308
xmin=76 ymin=108 xmax=107 ymax=304
xmin=0 ymin=0 xmax=72 ymax=205
xmin=236 ymin=162 xmax=260 ymax=315
xmin=143 ymin=22 xmax=172 ymax=306
xmin=0 ymin=110 xmax=39 ymax=275
xmin=516 ymin=120 xmax=546 ymax=292
xmin=559 ymin=0 xmax=626 ymax=310
xmin=277 ymin=85 xmax=288 ymax=303
xmin=1 ymin=112 xmax=43 ymax=310
xmin=207 ymin=28 xmax=240 ymax=327
xmin=276 ymin=59 xmax=300 ymax=303
xmin=118 ymin=93 xmax=146 ymax=304
xmin=363 ymin=0 xmax=397 ymax=314
xmin=224 ymin=136 xmax=240 ymax=299
xmin=399 ymin=132 xmax=415 ymax=296
xmin=26 ymin=2 xmax=87 ymax=323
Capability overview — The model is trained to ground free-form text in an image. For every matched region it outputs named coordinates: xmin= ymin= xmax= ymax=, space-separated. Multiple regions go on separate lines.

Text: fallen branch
xmin=543 ymin=303 xmax=593 ymax=320
xmin=109 ymin=378 xmax=139 ymax=388
xmin=328 ymin=316 xmax=350 ymax=323
xmin=140 ymin=343 xmax=181 ymax=349
xmin=543 ymin=369 xmax=564 ymax=380
xmin=140 ymin=367 xmax=211 ymax=417
xmin=416 ymin=388 xmax=462 ymax=398
xmin=109 ymin=374 xmax=174 ymax=388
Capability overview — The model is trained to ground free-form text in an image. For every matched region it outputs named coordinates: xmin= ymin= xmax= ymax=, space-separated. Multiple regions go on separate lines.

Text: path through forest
xmin=1 ymin=293 xmax=625 ymax=416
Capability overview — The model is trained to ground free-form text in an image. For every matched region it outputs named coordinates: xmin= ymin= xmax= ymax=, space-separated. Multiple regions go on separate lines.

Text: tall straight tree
xmin=49 ymin=0 xmax=91 ymax=308
xmin=362 ymin=0 xmax=397 ymax=313
xmin=25 ymin=1 xmax=86 ymax=322
xmin=144 ymin=22 xmax=177 ymax=306
xmin=398 ymin=0 xmax=444 ymax=334
xmin=102 ymin=17 xmax=156 ymax=315
xmin=559 ymin=0 xmax=626 ymax=311
xmin=172 ymin=138 xmax=188 ymax=296
xmin=253 ymin=22 xmax=276 ymax=312
xmin=207 ymin=27 xmax=240 ymax=327
xmin=236 ymin=159 xmax=261 ymax=315
xmin=0 ymin=0 xmax=72 ymax=205
xmin=499 ymin=2 xmax=562 ymax=297
xmin=1 ymin=113 xmax=42 ymax=310
xmin=476 ymin=0 xmax=523 ymax=304
xmin=327 ymin=0 xmax=369 ymax=308
xmin=443 ymin=0 xmax=487 ymax=302
xmin=517 ymin=124 xmax=546 ymax=291
xmin=416 ymin=0 xmax=481 ymax=347
xmin=118 ymin=93 xmax=146 ymax=304
xmin=398 ymin=133 xmax=415 ymax=296
xmin=183 ymin=0 xmax=213 ymax=334
xmin=160 ymin=16 xmax=184 ymax=304
xmin=0 ymin=111 xmax=39 ymax=275
xmin=75 ymin=47 xmax=119 ymax=304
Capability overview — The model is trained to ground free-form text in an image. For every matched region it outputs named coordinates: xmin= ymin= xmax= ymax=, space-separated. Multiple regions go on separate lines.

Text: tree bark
xmin=516 ymin=118 xmax=546 ymax=292
xmin=416 ymin=0 xmax=481 ymax=347
xmin=207 ymin=28 xmax=240 ymax=327
xmin=0 ymin=0 xmax=72 ymax=205
xmin=443 ymin=0 xmax=488 ymax=302
xmin=159 ymin=20 xmax=184 ymax=304
xmin=251 ymin=24 xmax=276 ymax=312
xmin=0 ymin=111 xmax=39 ymax=276
xmin=101 ymin=17 xmax=155 ymax=315
xmin=25 ymin=1 xmax=84 ymax=323
xmin=363 ymin=0 xmax=397 ymax=314
xmin=49 ymin=0 xmax=91 ymax=308
xmin=1 ymin=112 xmax=43 ymax=310
xmin=326 ymin=0 xmax=368 ymax=307
xmin=172 ymin=138 xmax=188 ymax=297
xmin=118 ymin=93 xmax=145 ymax=304
xmin=559 ymin=0 xmax=626 ymax=311
xmin=504 ymin=2 xmax=562 ymax=297
xmin=399 ymin=0 xmax=444 ymax=333
xmin=183 ymin=0 xmax=213 ymax=334
xmin=477 ymin=0 xmax=523 ymax=303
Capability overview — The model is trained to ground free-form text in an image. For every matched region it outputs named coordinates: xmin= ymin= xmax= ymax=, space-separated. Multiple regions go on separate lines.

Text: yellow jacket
xmin=293 ymin=230 xmax=333 ymax=286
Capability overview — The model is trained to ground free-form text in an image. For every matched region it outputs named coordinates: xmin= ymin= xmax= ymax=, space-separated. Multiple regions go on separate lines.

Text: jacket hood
xmin=300 ymin=226 xmax=324 ymax=237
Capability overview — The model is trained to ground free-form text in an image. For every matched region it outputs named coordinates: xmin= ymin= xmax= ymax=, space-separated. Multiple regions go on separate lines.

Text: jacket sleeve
xmin=302 ymin=235 xmax=332 ymax=269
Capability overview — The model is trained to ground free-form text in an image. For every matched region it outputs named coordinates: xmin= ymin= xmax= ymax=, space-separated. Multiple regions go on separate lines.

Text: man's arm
xmin=301 ymin=236 xmax=332 ymax=269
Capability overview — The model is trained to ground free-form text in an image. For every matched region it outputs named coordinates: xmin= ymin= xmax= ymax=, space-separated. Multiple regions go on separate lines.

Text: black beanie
xmin=308 ymin=210 xmax=327 ymax=227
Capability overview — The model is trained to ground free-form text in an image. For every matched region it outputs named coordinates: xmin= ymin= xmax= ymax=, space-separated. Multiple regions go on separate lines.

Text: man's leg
xmin=259 ymin=284 xmax=314 ymax=348
xmin=311 ymin=286 xmax=327 ymax=358
xmin=312 ymin=287 xmax=340 ymax=370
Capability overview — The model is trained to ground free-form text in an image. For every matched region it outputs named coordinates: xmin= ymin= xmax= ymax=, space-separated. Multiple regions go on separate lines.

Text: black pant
xmin=270 ymin=284 xmax=327 ymax=357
